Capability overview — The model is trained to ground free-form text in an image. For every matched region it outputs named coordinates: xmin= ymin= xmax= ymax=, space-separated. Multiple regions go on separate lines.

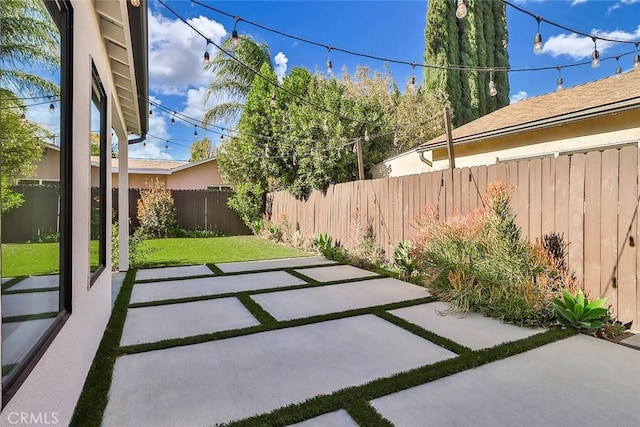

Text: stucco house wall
xmin=167 ymin=158 xmax=223 ymax=190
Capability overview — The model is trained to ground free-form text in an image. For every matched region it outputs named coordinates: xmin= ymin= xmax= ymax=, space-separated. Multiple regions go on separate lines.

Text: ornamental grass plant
xmin=412 ymin=181 xmax=578 ymax=327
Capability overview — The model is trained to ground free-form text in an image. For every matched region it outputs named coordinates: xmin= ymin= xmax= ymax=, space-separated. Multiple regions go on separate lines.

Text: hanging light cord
xmin=191 ymin=0 xmax=639 ymax=73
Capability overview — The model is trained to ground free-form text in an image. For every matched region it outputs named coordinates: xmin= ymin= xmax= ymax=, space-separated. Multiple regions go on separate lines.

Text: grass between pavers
xmin=2 ymin=312 xmax=58 ymax=323
xmin=237 ymin=293 xmax=277 ymax=325
xmin=138 ymin=236 xmax=311 ymax=268
xmin=70 ymin=269 xmax=137 ymax=427
xmin=3 ymin=287 xmax=59 ymax=295
xmin=225 ymin=328 xmax=578 ymax=427
xmin=344 ymin=399 xmax=394 ymax=427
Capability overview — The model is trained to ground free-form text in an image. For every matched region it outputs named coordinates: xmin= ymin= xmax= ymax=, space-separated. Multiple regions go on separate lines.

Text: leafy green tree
xmin=203 ymin=36 xmax=272 ymax=125
xmin=1 ymin=0 xmax=60 ymax=211
xmin=424 ymin=0 xmax=510 ymax=126
xmin=189 ymin=137 xmax=212 ymax=162
xmin=0 ymin=0 xmax=59 ymax=97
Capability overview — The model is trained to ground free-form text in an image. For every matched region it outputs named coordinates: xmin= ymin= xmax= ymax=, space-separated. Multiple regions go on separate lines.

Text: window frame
xmin=2 ymin=0 xmax=73 ymax=407
xmin=89 ymin=62 xmax=107 ymax=284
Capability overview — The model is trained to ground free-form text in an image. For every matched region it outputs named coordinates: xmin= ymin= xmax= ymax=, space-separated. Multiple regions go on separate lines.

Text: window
xmin=1 ymin=0 xmax=73 ymax=406
xmin=89 ymin=64 xmax=106 ymax=283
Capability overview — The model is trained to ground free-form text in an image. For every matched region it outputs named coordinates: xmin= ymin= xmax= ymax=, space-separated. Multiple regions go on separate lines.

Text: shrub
xmin=175 ymin=228 xmax=224 ymax=238
xmin=552 ymin=290 xmax=609 ymax=332
xmin=392 ymin=241 xmax=417 ymax=280
xmin=136 ymin=178 xmax=177 ymax=238
xmin=346 ymin=208 xmax=384 ymax=268
xmin=111 ymin=221 xmax=149 ymax=270
xmin=250 ymin=219 xmax=264 ymax=235
xmin=312 ymin=233 xmax=347 ymax=262
xmin=28 ymin=232 xmax=60 ymax=243
xmin=412 ymin=181 xmax=576 ymax=327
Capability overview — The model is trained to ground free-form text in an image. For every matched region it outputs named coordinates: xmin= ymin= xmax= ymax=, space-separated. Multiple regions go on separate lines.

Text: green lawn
xmin=139 ymin=236 xmax=311 ymax=268
xmin=2 ymin=236 xmax=310 ymax=277
xmin=2 ymin=242 xmax=59 ymax=277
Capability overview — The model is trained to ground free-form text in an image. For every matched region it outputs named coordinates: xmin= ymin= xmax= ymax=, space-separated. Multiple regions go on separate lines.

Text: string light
xmin=326 ymin=46 xmax=333 ymax=76
xmin=194 ymin=125 xmax=198 ymax=138
xmin=149 ymin=108 xmax=153 ymax=116
xmin=204 ymin=41 xmax=210 ymax=65
xmin=232 ymin=16 xmax=240 ymax=48
xmin=171 ymin=113 xmax=176 ymax=125
xmin=455 ymin=0 xmax=467 ymax=19
xmin=20 ymin=112 xmax=26 ymax=122
xmin=408 ymin=63 xmax=417 ymax=93
xmin=270 ymin=93 xmax=277 ymax=108
xmin=130 ymin=0 xmax=140 ymax=7
xmin=488 ymin=70 xmax=497 ymax=97
xmin=48 ymin=97 xmax=55 ymax=113
xmin=191 ymin=0 xmax=639 ymax=75
xmin=591 ymin=37 xmax=600 ymax=69
xmin=533 ymin=16 xmax=543 ymax=54
xmin=635 ymin=43 xmax=640 ymax=69
xmin=556 ymin=66 xmax=564 ymax=91
xmin=615 ymin=56 xmax=622 ymax=77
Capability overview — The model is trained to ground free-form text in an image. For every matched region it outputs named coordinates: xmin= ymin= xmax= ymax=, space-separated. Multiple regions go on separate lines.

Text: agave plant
xmin=552 ymin=290 xmax=609 ymax=332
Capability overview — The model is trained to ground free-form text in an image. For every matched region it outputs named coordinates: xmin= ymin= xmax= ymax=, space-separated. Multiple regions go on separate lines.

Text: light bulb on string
xmin=143 ymin=141 xmax=146 ymax=147
xmin=232 ymin=17 xmax=240 ymax=48
xmin=270 ymin=93 xmax=277 ymax=108
xmin=591 ymin=37 xmax=599 ymax=69
xmin=130 ymin=0 xmax=140 ymax=7
xmin=149 ymin=108 xmax=153 ymax=116
xmin=204 ymin=41 xmax=211 ymax=65
xmin=488 ymin=70 xmax=497 ymax=97
xmin=556 ymin=67 xmax=564 ymax=91
xmin=20 ymin=112 xmax=26 ymax=123
xmin=165 ymin=142 xmax=169 ymax=151
xmin=326 ymin=46 xmax=333 ymax=76
xmin=194 ymin=125 xmax=198 ymax=139
xmin=533 ymin=16 xmax=543 ymax=54
xmin=171 ymin=113 xmax=176 ymax=125
xmin=634 ymin=43 xmax=640 ymax=69
xmin=615 ymin=56 xmax=622 ymax=77
xmin=408 ymin=63 xmax=417 ymax=94
xmin=455 ymin=0 xmax=467 ymax=19
xmin=49 ymin=97 xmax=55 ymax=113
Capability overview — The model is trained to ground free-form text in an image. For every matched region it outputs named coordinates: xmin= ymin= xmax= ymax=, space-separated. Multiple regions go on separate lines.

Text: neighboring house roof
xmin=418 ymin=69 xmax=640 ymax=152
xmin=92 ymin=156 xmax=217 ymax=175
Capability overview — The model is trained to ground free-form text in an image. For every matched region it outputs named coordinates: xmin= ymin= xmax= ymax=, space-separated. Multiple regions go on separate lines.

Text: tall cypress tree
xmin=424 ymin=0 xmax=510 ymax=127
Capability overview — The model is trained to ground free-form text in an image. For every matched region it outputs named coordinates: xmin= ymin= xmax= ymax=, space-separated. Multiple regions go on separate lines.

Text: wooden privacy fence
xmin=269 ymin=146 xmax=640 ymax=327
xmin=112 ymin=189 xmax=251 ymax=236
xmin=1 ymin=184 xmax=61 ymax=243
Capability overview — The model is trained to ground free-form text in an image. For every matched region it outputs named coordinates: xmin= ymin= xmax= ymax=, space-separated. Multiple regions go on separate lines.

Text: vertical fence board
xmin=541 ymin=157 xmax=556 ymax=236
xmin=516 ymin=161 xmax=530 ymax=240
xmin=617 ymin=146 xmax=638 ymax=324
xmin=444 ymin=170 xmax=454 ymax=219
xmin=468 ymin=167 xmax=478 ymax=209
xmin=461 ymin=167 xmax=471 ymax=215
xmin=568 ymin=154 xmax=585 ymax=285
xmin=555 ymin=155 xmax=571 ymax=243
xmin=487 ymin=163 xmax=497 ymax=183
xmin=453 ymin=168 xmax=462 ymax=214
xmin=600 ymin=149 xmax=619 ymax=316
xmin=477 ymin=165 xmax=488 ymax=207
xmin=583 ymin=151 xmax=602 ymax=299
xmin=529 ymin=159 xmax=542 ymax=241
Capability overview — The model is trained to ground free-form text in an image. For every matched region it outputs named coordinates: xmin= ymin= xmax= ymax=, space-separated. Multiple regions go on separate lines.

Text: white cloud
xmin=128 ymin=140 xmax=173 ymax=160
xmin=542 ymin=26 xmax=640 ymax=59
xmin=179 ymin=86 xmax=214 ymax=123
xmin=274 ymin=52 xmax=288 ymax=81
xmin=148 ymin=12 xmax=226 ymax=95
xmin=510 ymin=91 xmax=528 ymax=104
xmin=571 ymin=0 xmax=587 ymax=5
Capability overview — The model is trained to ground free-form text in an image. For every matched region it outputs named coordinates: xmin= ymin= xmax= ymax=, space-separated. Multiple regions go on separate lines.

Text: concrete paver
xmin=130 ymin=271 xmax=307 ymax=304
xmin=112 ymin=272 xmax=126 ymax=308
xmin=294 ymin=265 xmax=378 ymax=282
xmin=1 ymin=291 xmax=58 ymax=318
xmin=287 ymin=410 xmax=359 ymax=427
xmin=217 ymin=256 xmax=335 ymax=273
xmin=1 ymin=278 xmax=12 ymax=284
xmin=8 ymin=275 xmax=58 ymax=291
xmin=371 ymin=334 xmax=640 ymax=426
xmin=135 ymin=265 xmax=213 ymax=281
xmin=389 ymin=302 xmax=543 ymax=350
xmin=120 ymin=298 xmax=260 ymax=346
xmin=620 ymin=332 xmax=640 ymax=350
xmin=104 ymin=315 xmax=455 ymax=427
xmin=252 ymin=278 xmax=429 ymax=321
xmin=2 ymin=318 xmax=56 ymax=365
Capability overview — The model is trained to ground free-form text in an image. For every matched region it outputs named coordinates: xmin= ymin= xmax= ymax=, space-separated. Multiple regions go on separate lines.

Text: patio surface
xmin=101 ymin=258 xmax=640 ymax=426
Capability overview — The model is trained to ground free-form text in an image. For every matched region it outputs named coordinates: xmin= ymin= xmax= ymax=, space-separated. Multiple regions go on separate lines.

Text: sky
xmin=25 ymin=0 xmax=640 ymax=161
